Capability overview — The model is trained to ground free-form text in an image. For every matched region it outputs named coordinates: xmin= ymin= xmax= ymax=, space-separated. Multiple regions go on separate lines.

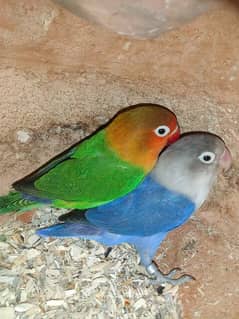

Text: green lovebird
xmin=0 ymin=104 xmax=179 ymax=214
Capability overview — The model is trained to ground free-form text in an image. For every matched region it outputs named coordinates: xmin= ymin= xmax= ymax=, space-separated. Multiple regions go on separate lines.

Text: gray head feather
xmin=152 ymin=133 xmax=227 ymax=208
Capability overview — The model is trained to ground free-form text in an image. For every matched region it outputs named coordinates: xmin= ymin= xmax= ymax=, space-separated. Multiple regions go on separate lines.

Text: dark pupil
xmin=157 ymin=128 xmax=166 ymax=135
xmin=203 ymin=155 xmax=211 ymax=162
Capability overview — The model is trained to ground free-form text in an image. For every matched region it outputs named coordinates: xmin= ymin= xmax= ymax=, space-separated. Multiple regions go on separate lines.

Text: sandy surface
xmin=0 ymin=0 xmax=239 ymax=318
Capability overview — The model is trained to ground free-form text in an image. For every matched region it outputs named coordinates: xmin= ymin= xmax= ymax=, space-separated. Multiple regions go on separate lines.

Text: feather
xmin=86 ymin=176 xmax=195 ymax=236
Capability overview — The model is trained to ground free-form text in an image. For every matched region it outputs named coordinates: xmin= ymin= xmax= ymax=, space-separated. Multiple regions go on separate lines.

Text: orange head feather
xmin=105 ymin=104 xmax=180 ymax=172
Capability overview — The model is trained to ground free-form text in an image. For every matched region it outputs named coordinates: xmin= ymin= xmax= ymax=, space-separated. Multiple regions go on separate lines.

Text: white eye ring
xmin=154 ymin=125 xmax=170 ymax=137
xmin=198 ymin=151 xmax=216 ymax=164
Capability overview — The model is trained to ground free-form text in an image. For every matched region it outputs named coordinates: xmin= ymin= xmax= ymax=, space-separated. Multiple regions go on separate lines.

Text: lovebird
xmin=37 ymin=133 xmax=231 ymax=285
xmin=0 ymin=104 xmax=179 ymax=214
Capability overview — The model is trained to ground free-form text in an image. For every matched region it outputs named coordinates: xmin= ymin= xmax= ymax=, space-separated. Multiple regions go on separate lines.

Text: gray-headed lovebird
xmin=0 ymin=104 xmax=179 ymax=214
xmin=37 ymin=133 xmax=232 ymax=286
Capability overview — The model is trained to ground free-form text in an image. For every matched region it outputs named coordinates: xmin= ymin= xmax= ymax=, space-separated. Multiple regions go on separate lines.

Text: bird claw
xmin=146 ymin=263 xmax=195 ymax=287
xmin=104 ymin=247 xmax=113 ymax=258
xmin=150 ymin=273 xmax=195 ymax=286
xmin=165 ymin=267 xmax=182 ymax=278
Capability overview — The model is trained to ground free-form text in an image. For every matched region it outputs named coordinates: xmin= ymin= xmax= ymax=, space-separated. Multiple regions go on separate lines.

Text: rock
xmin=53 ymin=0 xmax=218 ymax=38
xmin=16 ymin=129 xmax=31 ymax=143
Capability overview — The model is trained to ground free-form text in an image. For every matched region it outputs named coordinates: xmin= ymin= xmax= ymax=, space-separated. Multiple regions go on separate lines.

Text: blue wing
xmin=86 ymin=176 xmax=196 ymax=236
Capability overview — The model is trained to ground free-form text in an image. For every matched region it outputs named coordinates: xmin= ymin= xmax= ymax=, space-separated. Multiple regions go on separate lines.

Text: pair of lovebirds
xmin=0 ymin=104 xmax=232 ymax=286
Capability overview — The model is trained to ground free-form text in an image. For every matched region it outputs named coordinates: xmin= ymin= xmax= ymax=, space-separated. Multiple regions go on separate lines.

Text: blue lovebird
xmin=37 ymin=133 xmax=231 ymax=286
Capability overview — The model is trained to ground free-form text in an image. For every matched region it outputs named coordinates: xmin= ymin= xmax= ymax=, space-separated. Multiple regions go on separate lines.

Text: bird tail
xmin=36 ymin=219 xmax=125 ymax=247
xmin=36 ymin=222 xmax=104 ymax=239
xmin=0 ymin=191 xmax=43 ymax=214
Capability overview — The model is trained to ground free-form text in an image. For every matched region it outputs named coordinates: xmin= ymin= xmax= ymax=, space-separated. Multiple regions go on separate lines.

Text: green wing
xmin=13 ymin=131 xmax=144 ymax=209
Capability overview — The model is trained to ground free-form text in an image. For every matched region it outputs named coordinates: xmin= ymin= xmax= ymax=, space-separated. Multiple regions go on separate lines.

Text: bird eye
xmin=198 ymin=151 xmax=215 ymax=164
xmin=154 ymin=125 xmax=170 ymax=137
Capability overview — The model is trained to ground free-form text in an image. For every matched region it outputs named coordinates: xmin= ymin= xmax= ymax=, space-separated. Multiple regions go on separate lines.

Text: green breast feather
xmin=17 ymin=131 xmax=145 ymax=209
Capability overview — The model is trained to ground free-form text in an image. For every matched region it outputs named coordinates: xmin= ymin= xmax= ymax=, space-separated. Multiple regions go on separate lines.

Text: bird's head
xmin=152 ymin=132 xmax=232 ymax=208
xmin=106 ymin=104 xmax=179 ymax=172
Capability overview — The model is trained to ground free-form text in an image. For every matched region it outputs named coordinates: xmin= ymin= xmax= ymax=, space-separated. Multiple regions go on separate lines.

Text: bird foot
xmin=104 ymin=247 xmax=113 ymax=258
xmin=146 ymin=263 xmax=195 ymax=286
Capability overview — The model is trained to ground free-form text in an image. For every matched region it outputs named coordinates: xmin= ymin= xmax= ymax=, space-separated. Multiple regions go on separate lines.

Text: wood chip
xmin=0 ymin=307 xmax=15 ymax=319
xmin=15 ymin=303 xmax=36 ymax=312
xmin=46 ymin=299 xmax=67 ymax=307
xmin=0 ymin=207 xmax=181 ymax=318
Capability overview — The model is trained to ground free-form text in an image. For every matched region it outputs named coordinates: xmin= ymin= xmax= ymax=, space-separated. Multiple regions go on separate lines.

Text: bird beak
xmin=168 ymin=125 xmax=180 ymax=144
xmin=220 ymin=146 xmax=232 ymax=171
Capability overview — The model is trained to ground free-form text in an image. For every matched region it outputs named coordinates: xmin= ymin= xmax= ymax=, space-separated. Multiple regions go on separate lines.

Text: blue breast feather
xmin=86 ymin=175 xmax=196 ymax=236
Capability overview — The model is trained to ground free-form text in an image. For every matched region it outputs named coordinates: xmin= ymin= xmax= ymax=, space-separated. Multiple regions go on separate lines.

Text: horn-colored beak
xmin=220 ymin=146 xmax=232 ymax=171
xmin=168 ymin=125 xmax=180 ymax=144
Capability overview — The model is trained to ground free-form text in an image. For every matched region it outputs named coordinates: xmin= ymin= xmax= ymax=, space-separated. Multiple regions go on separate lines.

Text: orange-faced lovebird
xmin=0 ymin=104 xmax=179 ymax=215
xmin=37 ymin=133 xmax=232 ymax=286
